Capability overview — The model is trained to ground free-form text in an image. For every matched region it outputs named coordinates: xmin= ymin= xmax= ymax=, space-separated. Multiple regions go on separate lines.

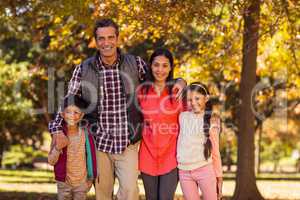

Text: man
xmin=49 ymin=18 xmax=185 ymax=200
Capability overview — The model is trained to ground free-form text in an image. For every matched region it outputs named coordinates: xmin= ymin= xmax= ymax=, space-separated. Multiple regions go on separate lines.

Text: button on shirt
xmin=95 ymin=55 xmax=128 ymax=154
xmin=138 ymin=86 xmax=182 ymax=176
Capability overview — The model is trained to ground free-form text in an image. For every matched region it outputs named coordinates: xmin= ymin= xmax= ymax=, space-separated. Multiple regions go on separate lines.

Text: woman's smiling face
xmin=151 ymin=55 xmax=171 ymax=84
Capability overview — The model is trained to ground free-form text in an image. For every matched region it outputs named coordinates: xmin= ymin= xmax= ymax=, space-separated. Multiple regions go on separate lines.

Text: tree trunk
xmin=226 ymin=141 xmax=233 ymax=172
xmin=257 ymin=123 xmax=263 ymax=174
xmin=0 ymin=141 xmax=4 ymax=168
xmin=255 ymin=122 xmax=263 ymax=174
xmin=273 ymin=160 xmax=278 ymax=173
xmin=232 ymin=0 xmax=264 ymax=199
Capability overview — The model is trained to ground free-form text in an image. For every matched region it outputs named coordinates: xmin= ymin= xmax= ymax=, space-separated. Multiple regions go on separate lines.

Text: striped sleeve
xmin=67 ymin=64 xmax=83 ymax=96
xmin=48 ymin=139 xmax=61 ymax=166
xmin=135 ymin=56 xmax=148 ymax=82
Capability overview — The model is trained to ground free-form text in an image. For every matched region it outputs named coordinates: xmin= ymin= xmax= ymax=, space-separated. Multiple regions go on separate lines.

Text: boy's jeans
xmin=57 ymin=180 xmax=91 ymax=200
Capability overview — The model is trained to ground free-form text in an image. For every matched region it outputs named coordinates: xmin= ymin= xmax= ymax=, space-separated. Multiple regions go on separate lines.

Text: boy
xmin=48 ymin=95 xmax=97 ymax=200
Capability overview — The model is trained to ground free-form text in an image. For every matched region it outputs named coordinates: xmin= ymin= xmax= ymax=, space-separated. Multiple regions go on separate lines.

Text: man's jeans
xmin=95 ymin=143 xmax=139 ymax=200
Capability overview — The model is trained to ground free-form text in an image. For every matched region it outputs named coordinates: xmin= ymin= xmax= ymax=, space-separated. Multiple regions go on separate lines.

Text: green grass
xmin=0 ymin=169 xmax=52 ymax=177
xmin=223 ymin=172 xmax=300 ymax=180
xmin=1 ymin=169 xmax=300 ymax=200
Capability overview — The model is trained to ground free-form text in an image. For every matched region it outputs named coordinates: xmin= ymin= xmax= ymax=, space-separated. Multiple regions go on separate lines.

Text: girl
xmin=177 ymin=82 xmax=223 ymax=200
xmin=137 ymin=48 xmax=182 ymax=200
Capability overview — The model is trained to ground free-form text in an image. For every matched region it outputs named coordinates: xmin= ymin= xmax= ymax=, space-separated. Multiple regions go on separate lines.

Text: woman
xmin=137 ymin=48 xmax=182 ymax=200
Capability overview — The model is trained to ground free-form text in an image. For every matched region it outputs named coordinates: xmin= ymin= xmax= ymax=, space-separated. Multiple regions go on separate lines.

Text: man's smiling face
xmin=95 ymin=26 xmax=118 ymax=59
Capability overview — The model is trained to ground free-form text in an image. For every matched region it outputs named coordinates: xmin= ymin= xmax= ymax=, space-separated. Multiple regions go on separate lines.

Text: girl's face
xmin=151 ymin=55 xmax=171 ymax=84
xmin=187 ymin=90 xmax=208 ymax=114
xmin=61 ymin=105 xmax=84 ymax=126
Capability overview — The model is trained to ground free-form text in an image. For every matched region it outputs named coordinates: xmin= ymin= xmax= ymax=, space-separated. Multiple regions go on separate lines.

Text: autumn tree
xmin=0 ymin=2 xmax=299 ymax=199
xmin=231 ymin=0 xmax=264 ymax=199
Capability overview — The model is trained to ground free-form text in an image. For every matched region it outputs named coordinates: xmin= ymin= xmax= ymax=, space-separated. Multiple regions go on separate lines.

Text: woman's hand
xmin=216 ymin=177 xmax=223 ymax=200
xmin=173 ymin=78 xmax=187 ymax=100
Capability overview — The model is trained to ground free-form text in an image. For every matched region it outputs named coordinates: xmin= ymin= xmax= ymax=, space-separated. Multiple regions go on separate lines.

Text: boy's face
xmin=61 ymin=105 xmax=84 ymax=126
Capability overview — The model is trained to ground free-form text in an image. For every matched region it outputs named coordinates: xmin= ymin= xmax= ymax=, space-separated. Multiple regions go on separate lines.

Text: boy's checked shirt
xmin=49 ymin=52 xmax=147 ymax=154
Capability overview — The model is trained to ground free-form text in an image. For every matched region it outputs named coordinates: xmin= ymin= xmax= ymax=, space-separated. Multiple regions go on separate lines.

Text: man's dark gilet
xmin=80 ymin=54 xmax=143 ymax=144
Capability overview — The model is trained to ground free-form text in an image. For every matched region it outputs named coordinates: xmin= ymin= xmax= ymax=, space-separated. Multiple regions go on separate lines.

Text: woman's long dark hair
xmin=187 ymin=82 xmax=212 ymax=160
xmin=141 ymin=48 xmax=175 ymax=101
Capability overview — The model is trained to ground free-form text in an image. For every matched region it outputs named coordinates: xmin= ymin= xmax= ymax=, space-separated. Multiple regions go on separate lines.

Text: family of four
xmin=48 ymin=18 xmax=223 ymax=200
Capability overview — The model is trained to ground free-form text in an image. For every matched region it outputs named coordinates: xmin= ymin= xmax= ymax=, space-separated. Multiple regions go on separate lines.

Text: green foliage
xmin=0 ymin=61 xmax=32 ymax=119
xmin=0 ymin=61 xmax=44 ymax=160
xmin=2 ymin=145 xmax=47 ymax=169
xmin=260 ymin=118 xmax=300 ymax=164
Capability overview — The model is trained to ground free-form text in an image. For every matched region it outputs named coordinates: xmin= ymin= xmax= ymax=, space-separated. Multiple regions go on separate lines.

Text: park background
xmin=0 ymin=0 xmax=299 ymax=199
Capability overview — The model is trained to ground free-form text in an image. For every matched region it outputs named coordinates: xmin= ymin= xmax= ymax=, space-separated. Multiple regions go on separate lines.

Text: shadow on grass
xmin=0 ymin=191 xmax=56 ymax=200
xmin=0 ymin=191 xmax=236 ymax=200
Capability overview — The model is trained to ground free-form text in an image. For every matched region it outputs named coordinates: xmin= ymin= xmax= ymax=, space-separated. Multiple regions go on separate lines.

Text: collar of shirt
xmin=150 ymin=83 xmax=175 ymax=97
xmin=96 ymin=48 xmax=121 ymax=70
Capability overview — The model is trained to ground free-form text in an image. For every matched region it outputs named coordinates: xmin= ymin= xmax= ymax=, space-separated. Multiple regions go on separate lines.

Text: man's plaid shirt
xmin=49 ymin=52 xmax=147 ymax=154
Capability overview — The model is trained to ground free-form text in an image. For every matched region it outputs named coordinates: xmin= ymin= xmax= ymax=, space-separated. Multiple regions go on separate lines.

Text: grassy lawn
xmin=0 ymin=169 xmax=300 ymax=200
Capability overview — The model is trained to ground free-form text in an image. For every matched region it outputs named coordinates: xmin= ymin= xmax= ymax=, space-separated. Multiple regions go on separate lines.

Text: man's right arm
xmin=48 ymin=64 xmax=83 ymax=134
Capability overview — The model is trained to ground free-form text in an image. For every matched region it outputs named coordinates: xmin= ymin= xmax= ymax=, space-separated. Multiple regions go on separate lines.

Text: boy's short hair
xmin=61 ymin=95 xmax=88 ymax=113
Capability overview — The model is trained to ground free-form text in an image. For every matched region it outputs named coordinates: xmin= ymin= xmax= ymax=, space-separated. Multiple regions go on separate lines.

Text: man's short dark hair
xmin=94 ymin=18 xmax=119 ymax=39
